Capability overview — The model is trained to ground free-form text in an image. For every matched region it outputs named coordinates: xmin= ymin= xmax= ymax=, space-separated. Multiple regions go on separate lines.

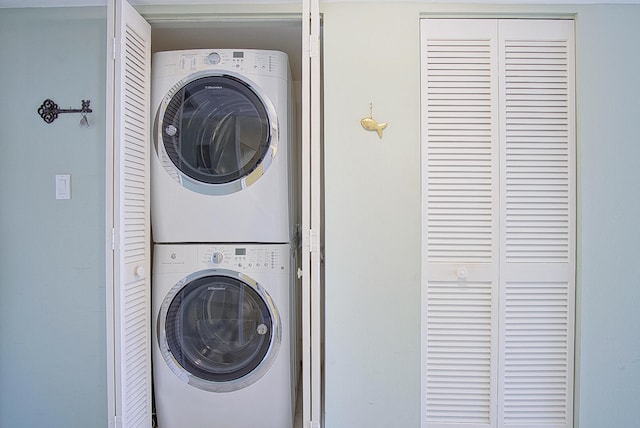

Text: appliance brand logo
xmin=207 ymin=286 xmax=226 ymax=291
xmin=205 ymin=86 xmax=223 ymax=90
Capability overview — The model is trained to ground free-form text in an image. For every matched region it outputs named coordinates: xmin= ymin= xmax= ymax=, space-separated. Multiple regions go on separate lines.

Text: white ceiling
xmin=2 ymin=0 xmax=640 ymax=8
xmin=2 ymin=0 xmax=298 ymax=6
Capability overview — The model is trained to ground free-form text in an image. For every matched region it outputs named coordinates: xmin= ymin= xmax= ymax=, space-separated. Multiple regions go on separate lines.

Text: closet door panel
xmin=497 ymin=19 xmax=575 ymax=428
xmin=421 ymin=19 xmax=499 ymax=428
xmin=108 ymin=1 xmax=152 ymax=426
xmin=422 ymin=18 xmax=575 ymax=428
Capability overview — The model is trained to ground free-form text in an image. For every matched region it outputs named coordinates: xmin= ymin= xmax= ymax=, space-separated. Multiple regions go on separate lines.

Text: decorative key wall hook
xmin=37 ymin=99 xmax=93 ymax=126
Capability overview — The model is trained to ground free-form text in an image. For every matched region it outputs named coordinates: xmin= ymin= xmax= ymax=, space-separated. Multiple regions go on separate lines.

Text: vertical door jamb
xmin=302 ymin=0 xmax=322 ymax=426
xmin=105 ymin=0 xmax=117 ymax=425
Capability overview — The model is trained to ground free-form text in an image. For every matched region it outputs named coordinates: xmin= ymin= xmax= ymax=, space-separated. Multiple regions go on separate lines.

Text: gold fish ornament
xmin=361 ymin=103 xmax=387 ymax=139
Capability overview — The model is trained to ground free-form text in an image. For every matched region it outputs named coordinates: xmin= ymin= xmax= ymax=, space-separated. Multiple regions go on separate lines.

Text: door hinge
xmin=302 ymin=228 xmax=320 ymax=254
xmin=308 ymin=35 xmax=320 ymax=58
xmin=111 ymin=228 xmax=116 ymax=251
xmin=309 ymin=228 xmax=320 ymax=253
xmin=112 ymin=37 xmax=116 ymax=61
xmin=111 ymin=415 xmax=122 ymax=428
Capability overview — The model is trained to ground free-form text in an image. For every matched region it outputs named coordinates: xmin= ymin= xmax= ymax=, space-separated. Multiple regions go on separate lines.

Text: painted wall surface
xmin=322 ymin=4 xmax=422 ymax=427
xmin=322 ymin=3 xmax=640 ymax=428
xmin=0 ymin=7 xmax=108 ymax=428
xmin=573 ymin=5 xmax=640 ymax=426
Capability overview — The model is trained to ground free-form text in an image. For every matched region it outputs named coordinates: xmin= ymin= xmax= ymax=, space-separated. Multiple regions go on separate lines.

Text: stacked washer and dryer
xmin=150 ymin=49 xmax=298 ymax=428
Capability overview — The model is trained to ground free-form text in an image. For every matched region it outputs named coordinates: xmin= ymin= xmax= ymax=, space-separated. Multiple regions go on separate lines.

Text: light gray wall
xmin=574 ymin=5 xmax=640 ymax=426
xmin=322 ymin=4 xmax=422 ymax=427
xmin=0 ymin=7 xmax=108 ymax=428
xmin=322 ymin=3 xmax=640 ymax=428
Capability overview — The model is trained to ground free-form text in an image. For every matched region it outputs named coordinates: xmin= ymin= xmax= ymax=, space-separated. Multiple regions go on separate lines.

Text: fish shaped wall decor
xmin=361 ymin=103 xmax=388 ymax=139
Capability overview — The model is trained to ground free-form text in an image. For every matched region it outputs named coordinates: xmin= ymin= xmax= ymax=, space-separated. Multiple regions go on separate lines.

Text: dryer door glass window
xmin=161 ymin=76 xmax=272 ymax=185
xmin=164 ymin=275 xmax=274 ymax=382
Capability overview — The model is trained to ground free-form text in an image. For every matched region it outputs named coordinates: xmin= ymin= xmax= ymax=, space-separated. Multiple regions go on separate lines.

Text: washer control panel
xmin=199 ymin=245 xmax=286 ymax=272
xmin=153 ymin=244 xmax=289 ymax=274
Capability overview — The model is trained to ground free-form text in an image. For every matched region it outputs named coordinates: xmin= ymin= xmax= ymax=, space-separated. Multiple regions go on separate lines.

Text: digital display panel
xmin=233 ymin=52 xmax=244 ymax=59
xmin=235 ymin=248 xmax=246 ymax=256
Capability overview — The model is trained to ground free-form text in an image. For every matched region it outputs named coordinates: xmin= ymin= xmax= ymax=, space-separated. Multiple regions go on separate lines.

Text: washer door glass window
xmin=161 ymin=75 xmax=273 ymax=187
xmin=164 ymin=274 xmax=278 ymax=389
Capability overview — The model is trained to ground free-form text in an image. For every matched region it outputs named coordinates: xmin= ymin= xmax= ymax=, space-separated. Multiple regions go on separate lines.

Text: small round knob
xmin=456 ymin=267 xmax=468 ymax=280
xmin=211 ymin=252 xmax=224 ymax=264
xmin=257 ymin=324 xmax=268 ymax=335
xmin=134 ymin=265 xmax=145 ymax=278
xmin=207 ymin=52 xmax=221 ymax=64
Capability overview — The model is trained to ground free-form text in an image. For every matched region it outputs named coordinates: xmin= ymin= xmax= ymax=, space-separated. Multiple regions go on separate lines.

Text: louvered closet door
xmin=112 ymin=1 xmax=152 ymax=426
xmin=421 ymin=19 xmax=500 ymax=428
xmin=421 ymin=18 xmax=575 ymax=428
xmin=497 ymin=20 xmax=575 ymax=428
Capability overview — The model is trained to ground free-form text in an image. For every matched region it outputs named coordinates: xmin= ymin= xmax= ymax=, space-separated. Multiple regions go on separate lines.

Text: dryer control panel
xmin=153 ymin=49 xmax=288 ymax=79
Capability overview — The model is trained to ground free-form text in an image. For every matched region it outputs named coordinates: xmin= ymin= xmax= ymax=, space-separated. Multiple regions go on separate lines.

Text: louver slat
xmin=120 ymin=21 xmax=150 ymax=428
xmin=123 ymin=27 xmax=147 ymax=266
xmin=422 ymin=19 xmax=498 ymax=428
xmin=501 ymin=280 xmax=571 ymax=427
xmin=503 ymin=38 xmax=570 ymax=263
xmin=425 ymin=38 xmax=495 ymax=264
xmin=425 ymin=281 xmax=494 ymax=426
xmin=498 ymin=20 xmax=575 ymax=428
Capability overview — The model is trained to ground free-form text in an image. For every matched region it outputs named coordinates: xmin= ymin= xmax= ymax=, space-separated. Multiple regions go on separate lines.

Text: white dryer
xmin=152 ymin=243 xmax=297 ymax=428
xmin=151 ymin=49 xmax=293 ymax=244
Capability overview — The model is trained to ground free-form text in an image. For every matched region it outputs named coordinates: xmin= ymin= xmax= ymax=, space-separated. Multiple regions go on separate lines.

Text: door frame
xmin=105 ymin=1 xmax=323 ymax=427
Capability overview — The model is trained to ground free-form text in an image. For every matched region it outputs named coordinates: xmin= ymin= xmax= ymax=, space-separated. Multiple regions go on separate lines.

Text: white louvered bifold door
xmin=109 ymin=0 xmax=152 ymax=426
xmin=421 ymin=18 xmax=575 ymax=428
xmin=421 ymin=19 xmax=500 ymax=428
xmin=497 ymin=20 xmax=575 ymax=428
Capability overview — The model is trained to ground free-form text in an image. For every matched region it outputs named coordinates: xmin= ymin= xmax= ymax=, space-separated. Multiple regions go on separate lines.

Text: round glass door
xmin=159 ymin=270 xmax=281 ymax=392
xmin=158 ymin=74 xmax=277 ymax=195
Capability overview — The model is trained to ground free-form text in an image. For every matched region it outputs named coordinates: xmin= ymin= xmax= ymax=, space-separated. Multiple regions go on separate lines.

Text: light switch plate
xmin=55 ymin=174 xmax=71 ymax=200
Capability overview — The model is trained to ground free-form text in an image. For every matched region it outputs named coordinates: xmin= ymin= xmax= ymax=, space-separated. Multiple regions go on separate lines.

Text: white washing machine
xmin=151 ymin=49 xmax=293 ymax=244
xmin=152 ymin=243 xmax=297 ymax=428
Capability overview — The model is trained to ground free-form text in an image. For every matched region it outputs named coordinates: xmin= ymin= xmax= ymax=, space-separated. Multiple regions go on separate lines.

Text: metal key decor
xmin=37 ymin=98 xmax=92 ymax=125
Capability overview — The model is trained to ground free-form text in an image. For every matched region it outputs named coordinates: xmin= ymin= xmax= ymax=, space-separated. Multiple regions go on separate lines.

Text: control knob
xmin=211 ymin=252 xmax=224 ymax=264
xmin=207 ymin=52 xmax=221 ymax=65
